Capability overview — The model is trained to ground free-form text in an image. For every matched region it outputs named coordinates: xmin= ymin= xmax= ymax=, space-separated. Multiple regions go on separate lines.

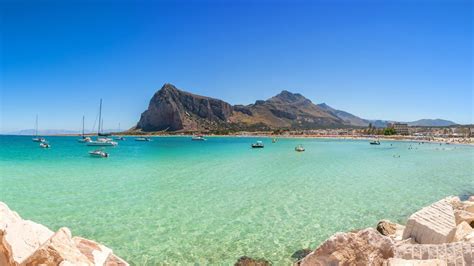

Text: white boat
xmin=370 ymin=140 xmax=380 ymax=145
xmin=87 ymin=99 xmax=118 ymax=146
xmin=78 ymin=116 xmax=91 ymax=143
xmin=135 ymin=137 xmax=151 ymax=142
xmin=87 ymin=138 xmax=117 ymax=146
xmin=251 ymin=141 xmax=264 ymax=148
xmin=191 ymin=135 xmax=206 ymax=141
xmin=89 ymin=150 xmax=109 ymax=158
xmin=295 ymin=144 xmax=305 ymax=152
xmin=78 ymin=136 xmax=92 ymax=143
xmin=39 ymin=142 xmax=50 ymax=148
xmin=32 ymin=115 xmax=46 ymax=142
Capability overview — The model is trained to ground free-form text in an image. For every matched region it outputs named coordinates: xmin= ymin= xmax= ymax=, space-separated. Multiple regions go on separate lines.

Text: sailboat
xmin=32 ymin=115 xmax=46 ymax=143
xmin=114 ymin=123 xmax=126 ymax=141
xmin=77 ymin=116 xmax=91 ymax=143
xmin=87 ymin=99 xmax=117 ymax=146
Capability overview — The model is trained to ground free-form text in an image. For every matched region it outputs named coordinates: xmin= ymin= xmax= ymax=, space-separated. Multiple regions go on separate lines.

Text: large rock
xmin=377 ymin=220 xmax=405 ymax=241
xmin=299 ymin=228 xmax=394 ymax=265
xmin=453 ymin=222 xmax=474 ymax=242
xmin=73 ymin=237 xmax=112 ymax=265
xmin=402 ymin=198 xmax=457 ymax=244
xmin=454 ymin=210 xmax=474 ymax=226
xmin=386 ymin=258 xmax=447 ymax=265
xmin=0 ymin=202 xmax=54 ymax=265
xmin=394 ymin=242 xmax=474 ymax=264
xmin=21 ymin=227 xmax=91 ymax=266
xmin=104 ymin=253 xmax=129 ymax=266
xmin=136 ymin=83 xmax=234 ymax=131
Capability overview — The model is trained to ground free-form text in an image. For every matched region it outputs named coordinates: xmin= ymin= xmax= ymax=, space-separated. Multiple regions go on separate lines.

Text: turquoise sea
xmin=0 ymin=135 xmax=473 ymax=264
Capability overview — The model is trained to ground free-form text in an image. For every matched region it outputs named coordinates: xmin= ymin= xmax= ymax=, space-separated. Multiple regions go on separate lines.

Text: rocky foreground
xmin=2 ymin=196 xmax=473 ymax=265
xmin=295 ymin=196 xmax=474 ymax=266
xmin=237 ymin=196 xmax=474 ymax=266
xmin=0 ymin=202 xmax=128 ymax=266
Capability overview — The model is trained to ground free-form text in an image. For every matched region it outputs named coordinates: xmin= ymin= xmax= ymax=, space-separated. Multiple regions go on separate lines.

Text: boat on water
xmin=251 ymin=141 xmax=264 ymax=148
xmin=272 ymin=138 xmax=277 ymax=143
xmin=78 ymin=116 xmax=92 ymax=143
xmin=191 ymin=135 xmax=206 ymax=141
xmin=39 ymin=142 xmax=51 ymax=148
xmin=87 ymin=138 xmax=117 ymax=146
xmin=32 ymin=115 xmax=46 ymax=143
xmin=135 ymin=137 xmax=151 ymax=142
xmin=87 ymin=99 xmax=118 ymax=146
xmin=114 ymin=136 xmax=126 ymax=141
xmin=295 ymin=144 xmax=305 ymax=152
xmin=370 ymin=140 xmax=381 ymax=145
xmin=89 ymin=149 xmax=109 ymax=158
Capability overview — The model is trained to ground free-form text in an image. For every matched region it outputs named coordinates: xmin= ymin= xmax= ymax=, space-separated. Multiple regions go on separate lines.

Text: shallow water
xmin=0 ymin=136 xmax=473 ymax=264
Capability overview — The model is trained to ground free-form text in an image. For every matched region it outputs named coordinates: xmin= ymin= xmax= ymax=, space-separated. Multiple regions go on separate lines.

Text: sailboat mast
xmin=98 ymin=99 xmax=102 ymax=135
xmin=35 ymin=115 xmax=38 ymax=137
xmin=82 ymin=115 xmax=85 ymax=137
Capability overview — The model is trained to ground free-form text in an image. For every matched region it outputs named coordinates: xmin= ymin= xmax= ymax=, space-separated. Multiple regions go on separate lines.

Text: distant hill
xmin=135 ymin=83 xmax=458 ymax=132
xmin=407 ymin=119 xmax=457 ymax=127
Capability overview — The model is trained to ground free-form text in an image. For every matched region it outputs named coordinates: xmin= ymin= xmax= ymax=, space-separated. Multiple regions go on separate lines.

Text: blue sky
xmin=1 ymin=0 xmax=472 ymax=131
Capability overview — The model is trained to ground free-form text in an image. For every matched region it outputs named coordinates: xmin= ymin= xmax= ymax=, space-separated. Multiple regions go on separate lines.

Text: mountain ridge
xmin=134 ymin=84 xmax=458 ymax=132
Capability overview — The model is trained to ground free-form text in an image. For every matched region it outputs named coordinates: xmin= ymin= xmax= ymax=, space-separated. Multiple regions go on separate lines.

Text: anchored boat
xmin=295 ymin=144 xmax=305 ymax=152
xmin=135 ymin=137 xmax=151 ymax=142
xmin=39 ymin=142 xmax=51 ymax=149
xmin=89 ymin=149 xmax=109 ymax=158
xmin=251 ymin=141 xmax=264 ymax=148
xmin=87 ymin=99 xmax=118 ymax=146
xmin=32 ymin=115 xmax=46 ymax=143
xmin=191 ymin=135 xmax=206 ymax=141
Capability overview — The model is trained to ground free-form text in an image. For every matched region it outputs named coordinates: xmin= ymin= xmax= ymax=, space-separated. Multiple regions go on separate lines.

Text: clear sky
xmin=1 ymin=0 xmax=472 ymax=132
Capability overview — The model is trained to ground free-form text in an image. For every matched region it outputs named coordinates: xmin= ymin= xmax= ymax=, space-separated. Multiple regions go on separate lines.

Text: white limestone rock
xmin=454 ymin=221 xmax=474 ymax=242
xmin=402 ymin=198 xmax=457 ymax=244
xmin=0 ymin=202 xmax=54 ymax=265
xmin=394 ymin=242 xmax=474 ymax=265
xmin=386 ymin=258 xmax=447 ymax=266
xmin=454 ymin=210 xmax=474 ymax=225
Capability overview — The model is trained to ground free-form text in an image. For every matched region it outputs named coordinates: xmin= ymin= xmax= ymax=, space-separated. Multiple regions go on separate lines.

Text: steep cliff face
xmin=136 ymin=84 xmax=233 ymax=131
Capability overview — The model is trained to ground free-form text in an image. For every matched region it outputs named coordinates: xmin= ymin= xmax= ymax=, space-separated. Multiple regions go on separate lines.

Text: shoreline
xmin=6 ymin=133 xmax=473 ymax=146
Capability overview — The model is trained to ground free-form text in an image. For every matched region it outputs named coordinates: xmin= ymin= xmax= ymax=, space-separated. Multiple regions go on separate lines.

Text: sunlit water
xmin=0 ymin=135 xmax=473 ymax=264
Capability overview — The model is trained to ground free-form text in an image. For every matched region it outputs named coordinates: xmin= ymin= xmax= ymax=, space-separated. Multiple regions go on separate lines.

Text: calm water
xmin=0 ymin=135 xmax=473 ymax=264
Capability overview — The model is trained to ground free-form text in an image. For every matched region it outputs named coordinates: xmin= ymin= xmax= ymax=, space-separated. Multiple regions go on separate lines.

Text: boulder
xmin=298 ymin=228 xmax=394 ymax=265
xmin=469 ymin=196 xmax=474 ymax=202
xmin=234 ymin=256 xmax=271 ymax=266
xmin=394 ymin=242 xmax=474 ymax=264
xmin=20 ymin=227 xmax=92 ymax=266
xmin=460 ymin=201 xmax=474 ymax=213
xmin=386 ymin=258 xmax=447 ymax=265
xmin=377 ymin=220 xmax=397 ymax=236
xmin=291 ymin=249 xmax=312 ymax=261
xmin=402 ymin=198 xmax=457 ymax=244
xmin=377 ymin=220 xmax=405 ymax=241
xmin=454 ymin=210 xmax=474 ymax=226
xmin=73 ymin=237 xmax=113 ymax=266
xmin=0 ymin=202 xmax=54 ymax=265
xmin=453 ymin=222 xmax=473 ymax=242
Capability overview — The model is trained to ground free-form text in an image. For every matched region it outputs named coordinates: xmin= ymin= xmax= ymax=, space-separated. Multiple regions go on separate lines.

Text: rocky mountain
xmin=134 ymin=83 xmax=457 ymax=132
xmin=136 ymin=84 xmax=233 ymax=131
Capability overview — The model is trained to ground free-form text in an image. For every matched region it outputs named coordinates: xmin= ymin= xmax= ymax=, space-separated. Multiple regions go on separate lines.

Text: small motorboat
xmin=370 ymin=140 xmax=380 ymax=145
xmin=251 ymin=141 xmax=264 ymax=148
xmin=39 ymin=142 xmax=50 ymax=148
xmin=272 ymin=138 xmax=277 ymax=143
xmin=78 ymin=136 xmax=92 ymax=143
xmin=191 ymin=135 xmax=206 ymax=141
xmin=89 ymin=150 xmax=109 ymax=158
xmin=135 ymin=137 xmax=151 ymax=142
xmin=295 ymin=144 xmax=305 ymax=152
xmin=114 ymin=136 xmax=126 ymax=141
